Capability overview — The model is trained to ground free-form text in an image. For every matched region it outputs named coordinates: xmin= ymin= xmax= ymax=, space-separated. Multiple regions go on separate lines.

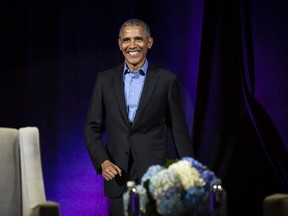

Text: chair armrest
xmin=30 ymin=201 xmax=60 ymax=216
xmin=263 ymin=193 xmax=288 ymax=216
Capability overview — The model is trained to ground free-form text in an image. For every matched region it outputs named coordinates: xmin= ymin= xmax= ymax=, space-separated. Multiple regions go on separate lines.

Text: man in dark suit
xmin=84 ymin=18 xmax=194 ymax=216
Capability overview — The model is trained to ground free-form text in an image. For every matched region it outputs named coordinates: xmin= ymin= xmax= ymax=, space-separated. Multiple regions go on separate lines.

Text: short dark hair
xmin=119 ymin=18 xmax=151 ymax=38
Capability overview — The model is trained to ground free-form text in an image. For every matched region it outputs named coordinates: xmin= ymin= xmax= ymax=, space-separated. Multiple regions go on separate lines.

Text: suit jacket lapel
xmin=133 ymin=64 xmax=159 ymax=127
xmin=113 ymin=65 xmax=130 ymax=126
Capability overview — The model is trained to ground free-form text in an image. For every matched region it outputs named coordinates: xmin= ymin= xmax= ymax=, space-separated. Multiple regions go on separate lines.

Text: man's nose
xmin=129 ymin=39 xmax=136 ymax=48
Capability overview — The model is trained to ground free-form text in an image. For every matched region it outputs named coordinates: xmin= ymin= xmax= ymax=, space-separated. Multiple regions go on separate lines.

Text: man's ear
xmin=148 ymin=37 xmax=154 ymax=49
xmin=118 ymin=38 xmax=122 ymax=50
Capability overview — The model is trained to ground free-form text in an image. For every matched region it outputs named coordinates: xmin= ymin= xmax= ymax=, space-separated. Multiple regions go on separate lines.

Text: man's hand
xmin=101 ymin=160 xmax=122 ymax=181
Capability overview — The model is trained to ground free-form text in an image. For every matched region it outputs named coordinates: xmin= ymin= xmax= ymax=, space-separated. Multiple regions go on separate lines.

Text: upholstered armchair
xmin=0 ymin=127 xmax=60 ymax=216
xmin=263 ymin=193 xmax=288 ymax=216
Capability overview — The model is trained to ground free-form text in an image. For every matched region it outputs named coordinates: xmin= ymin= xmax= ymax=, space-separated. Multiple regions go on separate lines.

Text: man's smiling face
xmin=118 ymin=25 xmax=153 ymax=72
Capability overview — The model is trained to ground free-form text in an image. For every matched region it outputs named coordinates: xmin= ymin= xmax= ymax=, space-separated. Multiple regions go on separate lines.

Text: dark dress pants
xmin=108 ymin=151 xmax=139 ymax=216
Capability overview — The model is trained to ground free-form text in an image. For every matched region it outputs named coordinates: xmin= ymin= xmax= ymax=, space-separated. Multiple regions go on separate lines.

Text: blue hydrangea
xmin=184 ymin=186 xmax=211 ymax=215
xmin=149 ymin=169 xmax=182 ymax=200
xmin=181 ymin=157 xmax=207 ymax=171
xmin=141 ymin=164 xmax=164 ymax=185
xmin=184 ymin=187 xmax=206 ymax=209
xmin=136 ymin=185 xmax=149 ymax=213
xmin=200 ymin=169 xmax=217 ymax=191
xmin=157 ymin=193 xmax=187 ymax=216
xmin=182 ymin=157 xmax=217 ymax=191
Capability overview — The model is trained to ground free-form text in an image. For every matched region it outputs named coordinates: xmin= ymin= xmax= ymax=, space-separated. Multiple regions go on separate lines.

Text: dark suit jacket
xmin=84 ymin=63 xmax=194 ymax=198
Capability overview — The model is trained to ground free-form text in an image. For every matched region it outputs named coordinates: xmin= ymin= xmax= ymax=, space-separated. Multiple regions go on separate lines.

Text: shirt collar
xmin=124 ymin=59 xmax=148 ymax=76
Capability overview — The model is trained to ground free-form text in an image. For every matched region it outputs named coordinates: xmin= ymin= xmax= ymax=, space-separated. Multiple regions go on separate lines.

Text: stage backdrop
xmin=1 ymin=0 xmax=287 ymax=215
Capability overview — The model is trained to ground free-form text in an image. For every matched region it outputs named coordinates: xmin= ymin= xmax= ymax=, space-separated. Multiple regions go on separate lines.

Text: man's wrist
xmin=101 ymin=160 xmax=110 ymax=167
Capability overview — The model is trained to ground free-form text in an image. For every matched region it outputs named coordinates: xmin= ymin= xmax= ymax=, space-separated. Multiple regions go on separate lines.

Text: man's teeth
xmin=129 ymin=51 xmax=139 ymax=56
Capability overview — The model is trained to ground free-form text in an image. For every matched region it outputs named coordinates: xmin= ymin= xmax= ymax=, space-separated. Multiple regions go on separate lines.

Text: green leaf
xmin=164 ymin=159 xmax=179 ymax=167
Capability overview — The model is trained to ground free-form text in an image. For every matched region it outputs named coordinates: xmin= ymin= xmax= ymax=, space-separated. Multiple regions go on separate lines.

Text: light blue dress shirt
xmin=123 ymin=60 xmax=148 ymax=123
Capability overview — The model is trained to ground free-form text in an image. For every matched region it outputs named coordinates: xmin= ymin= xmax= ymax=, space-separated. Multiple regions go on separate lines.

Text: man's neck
xmin=126 ymin=61 xmax=145 ymax=73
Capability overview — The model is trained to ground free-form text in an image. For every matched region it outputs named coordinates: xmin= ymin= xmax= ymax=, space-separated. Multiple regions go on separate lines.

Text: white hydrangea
xmin=168 ymin=160 xmax=205 ymax=190
xmin=149 ymin=169 xmax=182 ymax=199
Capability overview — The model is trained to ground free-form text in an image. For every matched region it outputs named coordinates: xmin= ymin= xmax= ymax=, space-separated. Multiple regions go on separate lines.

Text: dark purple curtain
xmin=1 ymin=0 xmax=287 ymax=215
xmin=193 ymin=0 xmax=288 ymax=215
xmin=240 ymin=0 xmax=288 ymax=190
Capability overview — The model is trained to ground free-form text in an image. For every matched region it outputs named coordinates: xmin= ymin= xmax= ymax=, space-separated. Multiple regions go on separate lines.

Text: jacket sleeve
xmin=84 ymin=74 xmax=109 ymax=174
xmin=168 ymin=76 xmax=195 ymax=158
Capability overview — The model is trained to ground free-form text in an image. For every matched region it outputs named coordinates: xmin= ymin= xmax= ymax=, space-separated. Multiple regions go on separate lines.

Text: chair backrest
xmin=0 ymin=127 xmax=47 ymax=216
xmin=0 ymin=127 xmax=22 ymax=216
xmin=20 ymin=127 xmax=46 ymax=216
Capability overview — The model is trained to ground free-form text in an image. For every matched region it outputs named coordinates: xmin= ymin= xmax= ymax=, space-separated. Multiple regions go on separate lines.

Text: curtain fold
xmin=192 ymin=0 xmax=244 ymax=178
xmin=239 ymin=0 xmax=288 ymax=191
xmin=193 ymin=0 xmax=288 ymax=214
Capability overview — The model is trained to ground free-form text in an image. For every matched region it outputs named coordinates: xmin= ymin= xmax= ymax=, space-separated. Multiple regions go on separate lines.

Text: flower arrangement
xmin=124 ymin=157 xmax=219 ymax=216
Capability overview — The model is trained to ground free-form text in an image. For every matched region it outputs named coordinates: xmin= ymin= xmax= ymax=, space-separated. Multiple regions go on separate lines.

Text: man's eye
xmin=123 ymin=38 xmax=130 ymax=42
